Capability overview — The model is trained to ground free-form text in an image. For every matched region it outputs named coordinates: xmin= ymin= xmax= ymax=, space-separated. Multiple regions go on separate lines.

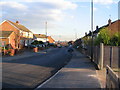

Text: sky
xmin=0 ymin=0 xmax=119 ymax=41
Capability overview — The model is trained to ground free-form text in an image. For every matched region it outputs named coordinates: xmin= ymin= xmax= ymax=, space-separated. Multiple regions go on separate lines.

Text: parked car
xmin=37 ymin=44 xmax=45 ymax=47
xmin=58 ymin=46 xmax=62 ymax=48
xmin=29 ymin=45 xmax=37 ymax=49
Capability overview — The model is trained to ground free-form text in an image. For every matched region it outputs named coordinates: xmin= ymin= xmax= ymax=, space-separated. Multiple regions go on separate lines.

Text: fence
xmin=81 ymin=43 xmax=119 ymax=69
xmin=106 ymin=65 xmax=119 ymax=89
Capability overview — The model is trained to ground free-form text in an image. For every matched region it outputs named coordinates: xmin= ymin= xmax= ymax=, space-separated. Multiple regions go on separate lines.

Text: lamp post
xmin=91 ymin=0 xmax=94 ymax=61
xmin=45 ymin=21 xmax=47 ymax=52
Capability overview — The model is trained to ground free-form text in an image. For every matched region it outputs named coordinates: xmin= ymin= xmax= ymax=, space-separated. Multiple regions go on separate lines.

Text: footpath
xmin=36 ymin=50 xmax=102 ymax=89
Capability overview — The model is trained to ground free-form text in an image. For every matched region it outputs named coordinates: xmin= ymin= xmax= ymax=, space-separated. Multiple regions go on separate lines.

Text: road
xmin=2 ymin=47 xmax=72 ymax=88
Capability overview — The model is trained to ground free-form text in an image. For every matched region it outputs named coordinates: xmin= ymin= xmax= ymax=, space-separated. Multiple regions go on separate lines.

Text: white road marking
xmin=34 ymin=69 xmax=60 ymax=89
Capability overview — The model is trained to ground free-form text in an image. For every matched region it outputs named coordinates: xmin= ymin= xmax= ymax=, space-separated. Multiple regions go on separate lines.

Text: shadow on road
xmin=2 ymin=48 xmax=73 ymax=88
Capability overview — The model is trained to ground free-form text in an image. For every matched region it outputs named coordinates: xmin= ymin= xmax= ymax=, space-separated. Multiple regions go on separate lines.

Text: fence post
xmin=109 ymin=47 xmax=113 ymax=67
xmin=100 ymin=43 xmax=104 ymax=69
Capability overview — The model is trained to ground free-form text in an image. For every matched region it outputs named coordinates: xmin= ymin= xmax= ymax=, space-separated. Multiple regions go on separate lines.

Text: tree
xmin=39 ymin=41 xmax=44 ymax=44
xmin=94 ymin=27 xmax=111 ymax=45
xmin=94 ymin=27 xmax=120 ymax=46
xmin=31 ymin=40 xmax=44 ymax=45
xmin=110 ymin=32 xmax=120 ymax=46
xmin=82 ymin=36 xmax=92 ymax=45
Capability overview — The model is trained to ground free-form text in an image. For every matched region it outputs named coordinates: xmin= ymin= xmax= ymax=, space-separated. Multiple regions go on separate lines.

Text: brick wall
xmin=108 ymin=20 xmax=119 ymax=35
xmin=0 ymin=21 xmax=20 ymax=35
xmin=9 ymin=32 xmax=17 ymax=49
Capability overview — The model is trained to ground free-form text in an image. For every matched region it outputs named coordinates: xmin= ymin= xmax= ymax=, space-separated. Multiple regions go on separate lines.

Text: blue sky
xmin=0 ymin=0 xmax=119 ymax=41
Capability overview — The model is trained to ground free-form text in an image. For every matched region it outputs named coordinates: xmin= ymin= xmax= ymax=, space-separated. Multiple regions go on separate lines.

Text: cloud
xmin=70 ymin=15 xmax=74 ymax=19
xmin=64 ymin=0 xmax=118 ymax=5
xmin=0 ymin=2 xmax=28 ymax=10
xmin=0 ymin=0 xmax=77 ymax=34
xmin=94 ymin=0 xmax=117 ymax=5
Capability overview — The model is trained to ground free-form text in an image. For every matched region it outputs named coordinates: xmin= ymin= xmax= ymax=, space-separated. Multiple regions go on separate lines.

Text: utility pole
xmin=74 ymin=29 xmax=77 ymax=41
xmin=75 ymin=31 xmax=77 ymax=40
xmin=91 ymin=0 xmax=94 ymax=61
xmin=45 ymin=21 xmax=47 ymax=52
xmin=59 ymin=35 xmax=61 ymax=41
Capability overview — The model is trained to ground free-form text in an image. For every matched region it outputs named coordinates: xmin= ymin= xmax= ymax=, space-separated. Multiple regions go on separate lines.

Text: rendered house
xmin=34 ymin=34 xmax=55 ymax=43
xmin=0 ymin=20 xmax=34 ymax=49
xmin=34 ymin=34 xmax=48 ymax=42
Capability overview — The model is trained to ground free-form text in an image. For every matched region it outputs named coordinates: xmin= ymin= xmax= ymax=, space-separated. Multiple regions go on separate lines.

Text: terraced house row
xmin=0 ymin=20 xmax=55 ymax=50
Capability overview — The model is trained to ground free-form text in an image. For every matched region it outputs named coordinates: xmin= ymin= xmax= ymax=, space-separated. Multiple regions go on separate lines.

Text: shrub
xmin=82 ymin=36 xmax=92 ymax=45
xmin=94 ymin=27 xmax=120 ymax=46
xmin=110 ymin=32 xmax=120 ymax=46
xmin=94 ymin=27 xmax=111 ymax=45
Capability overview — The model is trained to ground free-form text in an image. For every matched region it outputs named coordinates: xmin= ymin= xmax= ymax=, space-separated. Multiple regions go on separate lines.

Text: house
xmin=0 ymin=31 xmax=17 ymax=49
xmin=34 ymin=34 xmax=48 ymax=42
xmin=34 ymin=34 xmax=55 ymax=43
xmin=93 ymin=19 xmax=120 ymax=38
xmin=0 ymin=20 xmax=34 ymax=49
xmin=83 ymin=19 xmax=120 ymax=40
xmin=47 ymin=36 xmax=55 ymax=43
xmin=81 ymin=19 xmax=120 ymax=47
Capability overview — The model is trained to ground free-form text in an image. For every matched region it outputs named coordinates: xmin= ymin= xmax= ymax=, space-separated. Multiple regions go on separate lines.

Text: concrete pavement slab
xmin=37 ymin=50 xmax=101 ymax=88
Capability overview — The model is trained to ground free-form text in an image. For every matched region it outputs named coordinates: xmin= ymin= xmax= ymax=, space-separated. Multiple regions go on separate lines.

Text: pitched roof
xmin=34 ymin=34 xmax=47 ymax=38
xmin=88 ymin=19 xmax=120 ymax=36
xmin=7 ymin=20 xmax=31 ymax=32
xmin=47 ymin=36 xmax=55 ymax=43
xmin=0 ymin=31 xmax=13 ymax=38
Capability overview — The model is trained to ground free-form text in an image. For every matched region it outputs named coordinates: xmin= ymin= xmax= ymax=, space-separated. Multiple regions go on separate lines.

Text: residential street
xmin=2 ymin=47 xmax=72 ymax=88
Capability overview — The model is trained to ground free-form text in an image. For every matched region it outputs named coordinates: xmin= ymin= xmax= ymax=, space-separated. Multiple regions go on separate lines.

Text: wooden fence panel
xmin=106 ymin=65 xmax=119 ymax=88
xmin=103 ymin=46 xmax=110 ymax=67
xmin=112 ymin=47 xmax=119 ymax=68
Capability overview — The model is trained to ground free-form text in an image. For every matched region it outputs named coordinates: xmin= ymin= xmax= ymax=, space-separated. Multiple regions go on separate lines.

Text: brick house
xmin=93 ymin=19 xmax=120 ymax=38
xmin=47 ymin=36 xmax=55 ymax=43
xmin=81 ymin=19 xmax=120 ymax=47
xmin=0 ymin=20 xmax=34 ymax=49
xmin=0 ymin=31 xmax=17 ymax=49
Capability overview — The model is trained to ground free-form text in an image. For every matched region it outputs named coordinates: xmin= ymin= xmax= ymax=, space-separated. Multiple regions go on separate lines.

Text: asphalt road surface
xmin=2 ymin=47 xmax=72 ymax=89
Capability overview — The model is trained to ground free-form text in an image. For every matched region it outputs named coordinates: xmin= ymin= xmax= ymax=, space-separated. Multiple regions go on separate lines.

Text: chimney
xmin=96 ymin=26 xmax=99 ymax=30
xmin=16 ymin=21 xmax=19 ymax=24
xmin=108 ymin=19 xmax=111 ymax=26
xmin=89 ymin=31 xmax=91 ymax=34
xmin=85 ymin=32 xmax=87 ymax=36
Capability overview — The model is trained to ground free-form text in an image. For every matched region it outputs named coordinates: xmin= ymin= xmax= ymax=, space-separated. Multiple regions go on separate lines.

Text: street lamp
xmin=45 ymin=21 xmax=47 ymax=52
xmin=74 ymin=29 xmax=77 ymax=40
xmin=91 ymin=0 xmax=94 ymax=61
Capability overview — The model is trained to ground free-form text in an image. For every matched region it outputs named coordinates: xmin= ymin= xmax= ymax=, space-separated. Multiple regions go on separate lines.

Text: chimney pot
xmin=108 ymin=19 xmax=111 ymax=26
xmin=16 ymin=21 xmax=19 ymax=24
xmin=96 ymin=26 xmax=99 ymax=30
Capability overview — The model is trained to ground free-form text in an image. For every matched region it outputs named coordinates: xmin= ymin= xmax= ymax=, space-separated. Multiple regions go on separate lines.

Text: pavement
xmin=96 ymin=68 xmax=106 ymax=88
xmin=36 ymin=50 xmax=102 ymax=89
